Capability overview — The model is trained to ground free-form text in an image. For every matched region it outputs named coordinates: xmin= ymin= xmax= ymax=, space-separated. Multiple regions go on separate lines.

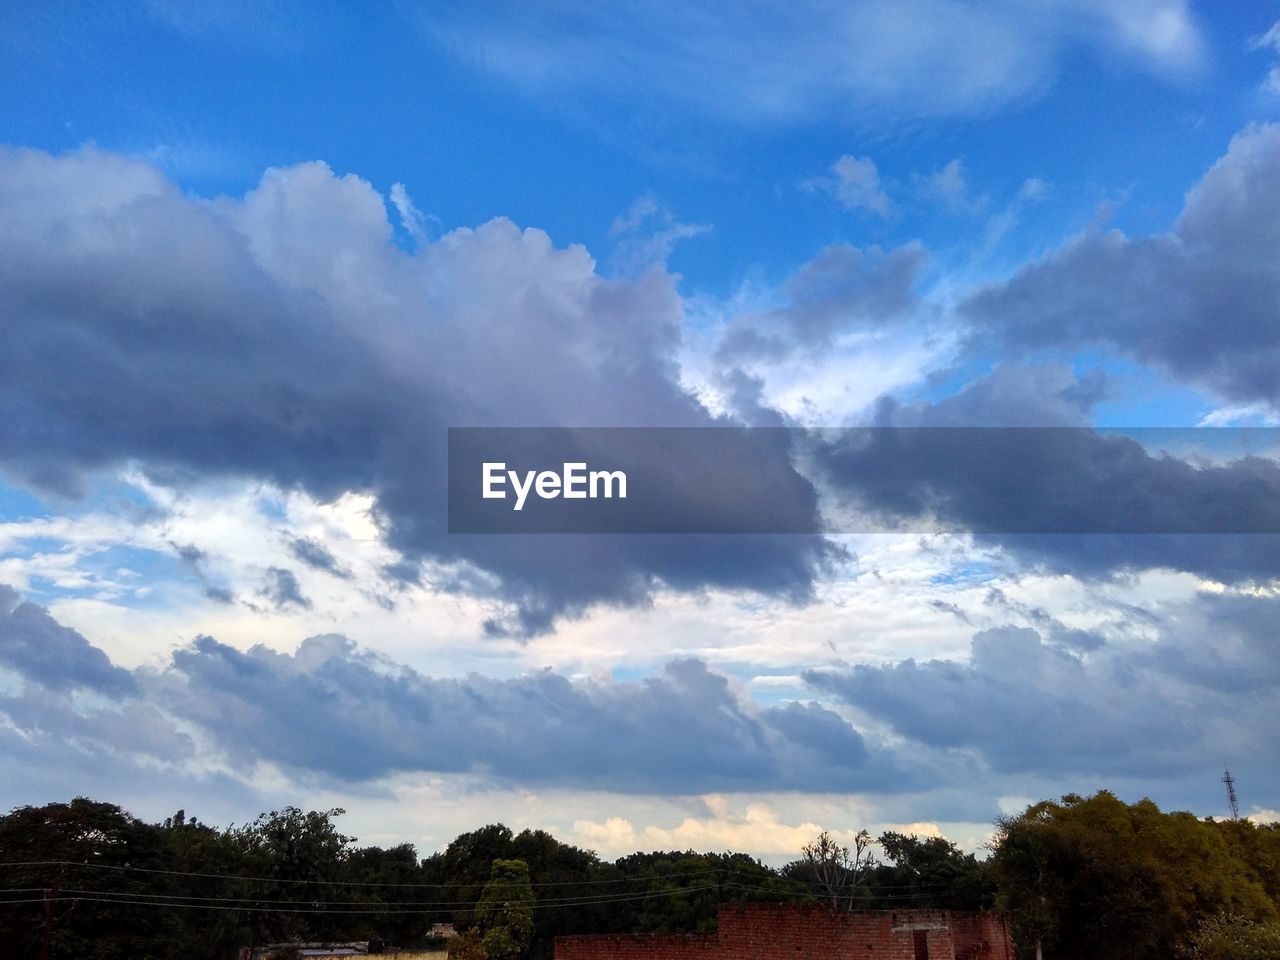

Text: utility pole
xmin=39 ymin=878 xmax=61 ymax=960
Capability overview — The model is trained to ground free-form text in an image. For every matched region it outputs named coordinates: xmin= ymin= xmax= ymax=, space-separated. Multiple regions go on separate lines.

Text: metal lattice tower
xmin=1222 ymin=769 xmax=1239 ymax=820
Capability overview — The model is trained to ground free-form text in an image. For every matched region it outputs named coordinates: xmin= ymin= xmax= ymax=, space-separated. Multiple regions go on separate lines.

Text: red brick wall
xmin=555 ymin=904 xmax=1014 ymax=960
xmin=556 ymin=932 xmax=717 ymax=960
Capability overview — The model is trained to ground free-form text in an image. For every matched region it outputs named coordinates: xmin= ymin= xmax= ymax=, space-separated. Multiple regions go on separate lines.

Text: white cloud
xmin=389 ymin=182 xmax=437 ymax=244
xmin=607 ymin=192 xmax=711 ymax=273
xmin=569 ymin=797 xmax=846 ymax=860
xmin=419 ymin=0 xmax=1204 ymax=123
xmin=1250 ymin=20 xmax=1280 ymax=95
xmin=805 ymin=155 xmax=893 ymax=217
xmin=917 ymin=158 xmax=988 ymax=214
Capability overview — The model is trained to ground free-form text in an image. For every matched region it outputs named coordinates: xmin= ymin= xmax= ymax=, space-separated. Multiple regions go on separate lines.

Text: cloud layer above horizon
xmin=2 ymin=0 xmax=1279 ymax=858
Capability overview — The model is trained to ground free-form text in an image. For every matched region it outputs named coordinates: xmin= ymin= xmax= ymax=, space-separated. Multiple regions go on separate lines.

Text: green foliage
xmin=0 ymin=797 xmax=183 ymax=960
xmin=445 ymin=824 xmax=516 ymax=888
xmin=872 ymin=831 xmax=994 ymax=910
xmin=1184 ymin=915 xmax=1280 ymax=960
xmin=2 ymin=790 xmax=1277 ymax=960
xmin=476 ymin=859 xmax=535 ymax=959
xmin=991 ymin=791 xmax=1280 ymax=960
xmin=225 ymin=805 xmax=358 ymax=946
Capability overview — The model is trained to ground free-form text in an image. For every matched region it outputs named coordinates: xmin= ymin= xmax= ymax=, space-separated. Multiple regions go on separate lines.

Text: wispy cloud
xmin=418 ymin=0 xmax=1204 ymax=124
xmin=802 ymin=155 xmax=894 ymax=217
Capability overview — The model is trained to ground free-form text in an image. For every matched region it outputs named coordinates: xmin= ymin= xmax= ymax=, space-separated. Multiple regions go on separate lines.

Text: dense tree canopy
xmin=0 ymin=791 xmax=1277 ymax=960
xmin=991 ymin=791 xmax=1280 ymax=960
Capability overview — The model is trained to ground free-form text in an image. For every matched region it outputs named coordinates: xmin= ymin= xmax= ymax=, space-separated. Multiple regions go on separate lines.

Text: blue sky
xmin=2 ymin=0 xmax=1280 ymax=860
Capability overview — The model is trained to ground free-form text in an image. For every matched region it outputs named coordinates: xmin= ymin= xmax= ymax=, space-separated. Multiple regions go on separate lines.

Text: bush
xmin=1184 ymin=915 xmax=1280 ymax=960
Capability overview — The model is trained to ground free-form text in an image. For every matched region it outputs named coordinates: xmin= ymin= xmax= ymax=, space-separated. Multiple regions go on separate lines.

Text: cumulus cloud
xmin=150 ymin=633 xmax=912 ymax=792
xmin=0 ymin=146 xmax=832 ymax=634
xmin=0 ymin=583 xmax=923 ymax=796
xmin=419 ymin=0 xmax=1202 ymax=123
xmin=962 ymin=123 xmax=1280 ymax=411
xmin=807 ymin=589 xmax=1280 ymax=787
xmin=568 ymin=796 xmax=859 ymax=860
xmin=0 ymin=586 xmax=228 ymax=812
xmin=0 ymin=584 xmax=135 ymax=695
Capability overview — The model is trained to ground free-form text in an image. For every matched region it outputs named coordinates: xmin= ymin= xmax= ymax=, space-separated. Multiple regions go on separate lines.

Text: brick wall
xmin=555 ymin=903 xmax=1013 ymax=960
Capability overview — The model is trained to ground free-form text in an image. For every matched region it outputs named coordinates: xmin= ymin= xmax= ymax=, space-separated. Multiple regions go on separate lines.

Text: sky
xmin=2 ymin=0 xmax=1280 ymax=863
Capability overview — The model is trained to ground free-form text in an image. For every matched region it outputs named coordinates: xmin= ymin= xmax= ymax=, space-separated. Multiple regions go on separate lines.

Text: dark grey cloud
xmin=289 ymin=536 xmax=349 ymax=577
xmin=6 ymin=583 xmax=1275 ymax=813
xmin=0 ymin=587 xmax=941 ymax=796
xmin=811 ymin=397 xmax=1280 ymax=579
xmin=961 ymin=123 xmax=1280 ymax=410
xmin=806 ymin=591 xmax=1280 ymax=788
xmin=260 ymin=567 xmax=311 ymax=610
xmin=0 ymin=584 xmax=135 ymax=696
xmin=1139 ymin=591 xmax=1280 ymax=695
xmin=0 ymin=688 xmax=254 ymax=826
xmin=0 ymin=147 xmax=832 ymax=634
xmin=1 ymin=692 xmax=193 ymax=762
xmin=173 ymin=543 xmax=207 ymax=567
xmin=816 ymin=424 xmax=1280 ymax=537
xmin=970 ymin=533 xmax=1280 ymax=584
xmin=0 ymin=586 xmax=250 ymax=817
xmin=716 ymin=242 xmax=926 ymax=363
xmin=150 ymin=633 xmax=917 ymax=792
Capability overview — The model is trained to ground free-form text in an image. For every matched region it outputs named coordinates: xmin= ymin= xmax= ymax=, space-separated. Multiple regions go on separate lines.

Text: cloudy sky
xmin=2 ymin=0 xmax=1280 ymax=862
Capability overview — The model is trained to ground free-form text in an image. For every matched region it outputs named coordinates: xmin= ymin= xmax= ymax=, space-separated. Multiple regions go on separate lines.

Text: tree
xmin=345 ymin=842 xmax=432 ymax=946
xmin=445 ymin=825 xmax=516 ymax=887
xmin=0 ymin=798 xmax=182 ymax=960
xmin=476 ymin=859 xmax=535 ymax=960
xmin=873 ymin=832 xmax=993 ymax=910
xmin=228 ymin=806 xmax=357 ymax=945
xmin=990 ymin=791 xmax=1280 ymax=960
xmin=160 ymin=806 xmax=257 ymax=959
xmin=798 ymin=830 xmax=875 ymax=910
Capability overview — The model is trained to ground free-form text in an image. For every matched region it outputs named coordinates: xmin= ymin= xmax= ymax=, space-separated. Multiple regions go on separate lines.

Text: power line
xmin=0 ymin=862 xmax=970 ymax=901
xmin=720 ymin=881 xmax=977 ymax=903
xmin=41 ymin=884 xmax=718 ymax=908
xmin=719 ymin=868 xmax=960 ymax=893
xmin=0 ymin=861 xmax=723 ymax=889
xmin=0 ymin=884 xmax=726 ymax=915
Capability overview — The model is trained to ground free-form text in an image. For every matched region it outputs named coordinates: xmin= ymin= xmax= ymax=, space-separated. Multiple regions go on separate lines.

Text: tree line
xmin=0 ymin=790 xmax=1277 ymax=959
